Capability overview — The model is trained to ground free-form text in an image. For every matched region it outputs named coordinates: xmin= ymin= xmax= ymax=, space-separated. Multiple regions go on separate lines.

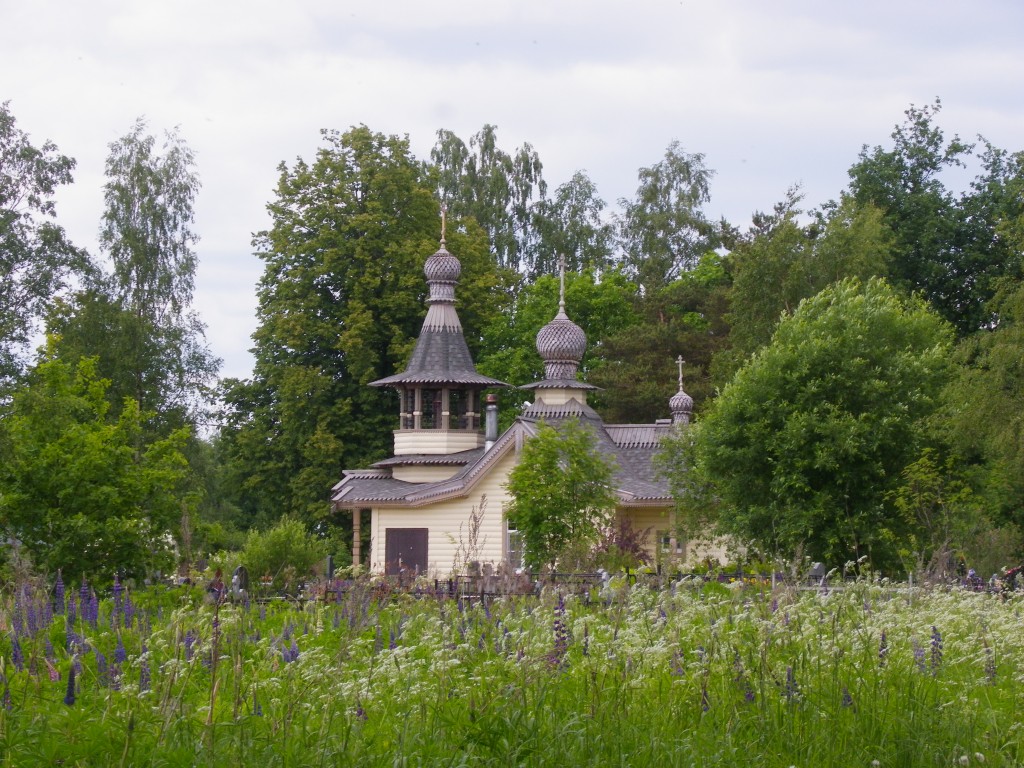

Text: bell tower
xmin=369 ymin=211 xmax=508 ymax=455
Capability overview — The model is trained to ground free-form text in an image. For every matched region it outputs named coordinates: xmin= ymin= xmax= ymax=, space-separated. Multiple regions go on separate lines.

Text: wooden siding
xmin=369 ymin=450 xmax=518 ymax=576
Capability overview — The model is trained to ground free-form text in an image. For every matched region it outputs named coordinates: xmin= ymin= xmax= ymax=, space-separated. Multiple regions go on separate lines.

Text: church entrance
xmin=384 ymin=528 xmax=428 ymax=576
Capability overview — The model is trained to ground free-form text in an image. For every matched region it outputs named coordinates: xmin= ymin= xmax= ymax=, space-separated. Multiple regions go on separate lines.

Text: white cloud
xmin=3 ymin=0 xmax=1023 ymax=381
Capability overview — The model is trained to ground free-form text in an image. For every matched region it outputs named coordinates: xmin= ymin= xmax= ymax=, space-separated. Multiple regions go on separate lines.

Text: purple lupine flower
xmin=841 ymin=686 xmax=854 ymax=708
xmin=389 ymin=628 xmax=397 ymax=650
xmin=11 ymin=638 xmax=23 ymax=672
xmin=66 ymin=593 xmax=77 ymax=627
xmin=253 ymin=694 xmax=263 ymax=717
xmin=63 ymin=665 xmax=76 ymax=706
xmin=54 ymin=571 xmax=65 ymax=615
xmin=139 ymin=644 xmax=151 ymax=693
xmin=184 ymin=629 xmax=196 ymax=661
xmin=111 ymin=574 xmax=123 ymax=607
xmin=96 ymin=650 xmax=108 ymax=687
xmin=784 ymin=666 xmax=799 ymax=702
xmin=87 ymin=591 xmax=100 ymax=628
xmin=582 ymin=623 xmax=589 ymax=657
xmin=700 ymin=679 xmax=710 ymax=712
xmin=123 ymin=592 xmax=135 ymax=630
xmin=930 ymin=626 xmax=943 ymax=672
xmin=355 ymin=701 xmax=367 ymax=721
xmin=878 ymin=631 xmax=888 ymax=667
xmin=912 ymin=637 xmax=926 ymax=673
xmin=25 ymin=590 xmax=38 ymax=636
xmin=114 ymin=636 xmax=127 ymax=665
xmin=79 ymin=580 xmax=90 ymax=614
xmin=1 ymin=685 xmax=10 ymax=711
xmin=109 ymin=665 xmax=121 ymax=691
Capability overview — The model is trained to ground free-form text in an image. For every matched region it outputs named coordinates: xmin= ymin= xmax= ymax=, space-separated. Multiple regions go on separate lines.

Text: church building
xmin=330 ymin=229 xmax=695 ymax=576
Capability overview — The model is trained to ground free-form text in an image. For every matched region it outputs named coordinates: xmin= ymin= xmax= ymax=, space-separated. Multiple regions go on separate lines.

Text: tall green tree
xmin=847 ymin=100 xmax=1021 ymax=335
xmin=222 ymin=126 xmax=509 ymax=528
xmin=617 ymin=142 xmax=717 ymax=293
xmin=505 ymin=417 xmax=617 ymax=571
xmin=684 ymin=277 xmax=955 ymax=571
xmin=721 ymin=194 xmax=891 ymax=370
xmin=431 ymin=124 xmax=547 ymax=272
xmin=0 ymin=102 xmax=92 ymax=396
xmin=592 ymin=250 xmax=731 ymax=423
xmin=942 ymin=279 xmax=1024 ymax=525
xmin=531 ymin=170 xmax=615 ymax=278
xmin=0 ymin=342 xmax=189 ymax=583
xmin=48 ymin=120 xmax=218 ymax=432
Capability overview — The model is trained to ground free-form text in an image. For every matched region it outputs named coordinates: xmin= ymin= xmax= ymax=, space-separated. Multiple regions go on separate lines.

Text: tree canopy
xmin=505 ymin=418 xmax=617 ymax=571
xmin=684 ymin=277 xmax=955 ymax=570
xmin=0 ymin=102 xmax=92 ymax=397
xmin=0 ymin=344 xmax=189 ymax=583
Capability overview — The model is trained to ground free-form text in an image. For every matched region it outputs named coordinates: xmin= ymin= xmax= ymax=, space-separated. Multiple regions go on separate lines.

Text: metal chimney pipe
xmin=484 ymin=393 xmax=499 ymax=450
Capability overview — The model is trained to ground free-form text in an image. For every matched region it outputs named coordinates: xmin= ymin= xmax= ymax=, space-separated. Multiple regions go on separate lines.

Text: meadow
xmin=1 ymin=574 xmax=1021 ymax=767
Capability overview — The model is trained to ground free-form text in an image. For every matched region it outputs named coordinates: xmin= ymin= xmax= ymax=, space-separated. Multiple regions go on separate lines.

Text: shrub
xmin=240 ymin=516 xmax=326 ymax=594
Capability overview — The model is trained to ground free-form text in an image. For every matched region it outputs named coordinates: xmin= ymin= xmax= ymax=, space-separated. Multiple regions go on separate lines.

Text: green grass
xmin=1 ymin=578 xmax=1022 ymax=766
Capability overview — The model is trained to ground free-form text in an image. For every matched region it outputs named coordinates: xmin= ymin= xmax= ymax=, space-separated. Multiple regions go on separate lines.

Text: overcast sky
xmin=3 ymin=0 xmax=1023 ymax=382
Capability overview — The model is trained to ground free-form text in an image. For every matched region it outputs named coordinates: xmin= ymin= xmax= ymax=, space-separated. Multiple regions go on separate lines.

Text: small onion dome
xmin=670 ymin=387 xmax=693 ymax=425
xmin=536 ymin=308 xmax=587 ymax=380
xmin=424 ymin=244 xmax=461 ymax=283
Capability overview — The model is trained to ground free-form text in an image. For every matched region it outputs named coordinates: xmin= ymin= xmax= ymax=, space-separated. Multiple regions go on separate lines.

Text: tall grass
xmin=1 ymin=577 xmax=1021 ymax=766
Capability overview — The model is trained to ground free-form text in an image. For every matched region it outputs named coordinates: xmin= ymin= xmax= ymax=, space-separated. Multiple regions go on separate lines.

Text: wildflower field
xmin=1 ymin=576 xmax=1022 ymax=767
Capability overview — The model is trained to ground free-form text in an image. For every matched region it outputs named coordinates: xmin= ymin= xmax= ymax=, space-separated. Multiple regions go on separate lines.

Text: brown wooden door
xmin=384 ymin=528 xmax=428 ymax=576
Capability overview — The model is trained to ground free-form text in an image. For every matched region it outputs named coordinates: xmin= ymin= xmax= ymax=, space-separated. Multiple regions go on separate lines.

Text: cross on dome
xmin=670 ymin=354 xmax=693 ymax=425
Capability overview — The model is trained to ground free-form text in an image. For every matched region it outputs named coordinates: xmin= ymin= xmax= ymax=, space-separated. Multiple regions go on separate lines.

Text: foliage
xmin=942 ymin=279 xmax=1024 ymax=525
xmin=431 ymin=124 xmax=547 ymax=272
xmin=592 ymin=250 xmax=730 ymax=423
xmin=888 ymin=449 xmax=989 ymax=576
xmin=617 ymin=141 xmax=718 ymax=293
xmin=238 ymin=515 xmax=327 ymax=594
xmin=0 ymin=344 xmax=189 ymax=584
xmin=87 ymin=118 xmax=217 ymax=428
xmin=531 ymin=170 xmax=615 ymax=278
xmin=478 ymin=268 xmax=641 ymax=421
xmin=0 ymin=101 xmax=92 ymax=396
xmin=220 ymin=125 xmax=511 ymax=528
xmin=505 ymin=418 xmax=617 ymax=570
xmin=847 ymin=99 xmax=1023 ymax=336
xmin=722 ymin=192 xmax=891 ymax=367
xmin=686 ymin=277 xmax=955 ymax=570
xmin=2 ymin=577 xmax=1024 ymax=765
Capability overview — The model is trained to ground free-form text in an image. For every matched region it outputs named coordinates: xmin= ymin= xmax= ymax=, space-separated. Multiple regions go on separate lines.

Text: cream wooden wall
xmin=368 ymin=450 xmax=518 ymax=577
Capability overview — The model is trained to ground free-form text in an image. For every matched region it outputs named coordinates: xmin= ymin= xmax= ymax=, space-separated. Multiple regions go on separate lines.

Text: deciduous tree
xmin=0 ymin=342 xmax=189 ymax=583
xmin=0 ymin=102 xmax=92 ymax=396
xmin=617 ymin=142 xmax=717 ymax=293
xmin=505 ymin=418 xmax=617 ymax=571
xmin=685 ymin=277 xmax=954 ymax=570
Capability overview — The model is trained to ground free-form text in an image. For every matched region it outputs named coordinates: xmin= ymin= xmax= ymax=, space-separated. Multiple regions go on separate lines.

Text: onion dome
xmin=536 ymin=302 xmax=586 ymax=381
xmin=670 ymin=355 xmax=693 ymax=425
xmin=424 ymin=243 xmax=461 ymax=286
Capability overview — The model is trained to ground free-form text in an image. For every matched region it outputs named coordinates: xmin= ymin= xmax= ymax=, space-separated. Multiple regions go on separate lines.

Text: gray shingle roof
xmin=372 ymin=449 xmax=484 ymax=468
xmin=370 ymin=328 xmax=509 ymax=387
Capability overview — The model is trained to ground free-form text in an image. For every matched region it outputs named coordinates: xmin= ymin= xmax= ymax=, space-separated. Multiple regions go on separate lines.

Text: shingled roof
xmin=370 ymin=328 xmax=507 ymax=387
xmin=369 ymin=240 xmax=508 ymax=389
